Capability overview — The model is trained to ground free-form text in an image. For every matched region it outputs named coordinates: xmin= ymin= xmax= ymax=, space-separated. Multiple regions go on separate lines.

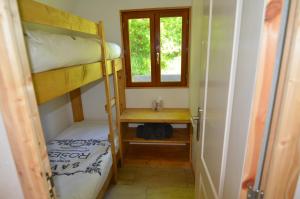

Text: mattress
xmin=25 ymin=30 xmax=121 ymax=73
xmin=47 ymin=120 xmax=118 ymax=199
xmin=70 ymin=120 xmax=119 ymax=151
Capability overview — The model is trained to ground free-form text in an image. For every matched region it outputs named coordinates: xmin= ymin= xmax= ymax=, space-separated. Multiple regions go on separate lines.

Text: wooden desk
xmin=120 ymin=108 xmax=191 ymax=123
xmin=120 ymin=108 xmax=192 ymax=168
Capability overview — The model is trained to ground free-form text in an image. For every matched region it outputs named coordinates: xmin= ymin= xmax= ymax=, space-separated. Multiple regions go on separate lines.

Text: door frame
xmin=260 ymin=0 xmax=300 ymax=197
xmin=0 ymin=0 xmax=52 ymax=198
xmin=240 ymin=0 xmax=286 ymax=196
xmin=241 ymin=0 xmax=300 ymax=198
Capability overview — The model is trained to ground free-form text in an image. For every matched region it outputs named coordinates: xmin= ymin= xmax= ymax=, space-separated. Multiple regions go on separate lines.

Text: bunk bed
xmin=18 ymin=0 xmax=124 ymax=198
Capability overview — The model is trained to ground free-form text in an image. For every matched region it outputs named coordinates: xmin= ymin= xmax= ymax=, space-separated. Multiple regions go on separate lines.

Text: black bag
xmin=136 ymin=123 xmax=173 ymax=140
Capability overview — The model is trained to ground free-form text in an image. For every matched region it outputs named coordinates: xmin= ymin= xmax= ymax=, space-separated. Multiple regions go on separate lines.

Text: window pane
xmin=129 ymin=18 xmax=151 ymax=82
xmin=160 ymin=17 xmax=182 ymax=82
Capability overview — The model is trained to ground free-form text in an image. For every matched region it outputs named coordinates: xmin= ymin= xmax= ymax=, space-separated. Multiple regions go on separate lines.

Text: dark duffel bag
xmin=136 ymin=123 xmax=173 ymax=140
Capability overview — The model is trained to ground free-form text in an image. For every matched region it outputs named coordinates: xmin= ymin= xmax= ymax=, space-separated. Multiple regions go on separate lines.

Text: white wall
xmin=126 ymin=88 xmax=189 ymax=108
xmin=81 ymin=77 xmax=115 ymax=120
xmin=70 ymin=0 xmax=192 ymax=44
xmin=36 ymin=0 xmax=76 ymax=12
xmin=189 ymin=0 xmax=204 ymax=197
xmin=68 ymin=0 xmax=192 ymax=109
xmin=0 ymin=113 xmax=24 ymax=199
xmin=39 ymin=95 xmax=73 ymax=141
xmin=294 ymin=178 xmax=300 ymax=199
xmin=222 ymin=0 xmax=265 ymax=198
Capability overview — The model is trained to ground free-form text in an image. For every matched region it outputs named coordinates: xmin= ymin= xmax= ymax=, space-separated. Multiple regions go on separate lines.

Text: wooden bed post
xmin=112 ymin=60 xmax=124 ymax=165
xmin=70 ymin=88 xmax=84 ymax=122
xmin=117 ymin=59 xmax=126 ymax=113
xmin=98 ymin=21 xmax=118 ymax=182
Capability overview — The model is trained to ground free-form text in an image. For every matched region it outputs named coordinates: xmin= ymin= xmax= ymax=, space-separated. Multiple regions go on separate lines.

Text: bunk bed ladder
xmin=98 ymin=21 xmax=118 ymax=182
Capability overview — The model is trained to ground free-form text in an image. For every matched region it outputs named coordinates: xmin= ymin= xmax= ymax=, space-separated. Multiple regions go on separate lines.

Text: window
xmin=121 ymin=8 xmax=190 ymax=87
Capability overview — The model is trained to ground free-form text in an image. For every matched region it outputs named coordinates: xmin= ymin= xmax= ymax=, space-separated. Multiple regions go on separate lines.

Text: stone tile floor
xmin=104 ymin=166 xmax=195 ymax=199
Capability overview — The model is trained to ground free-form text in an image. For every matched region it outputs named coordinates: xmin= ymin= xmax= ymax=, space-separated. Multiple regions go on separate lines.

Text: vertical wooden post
xmin=69 ymin=88 xmax=84 ymax=122
xmin=98 ymin=21 xmax=118 ymax=182
xmin=117 ymin=58 xmax=127 ymax=113
xmin=112 ymin=60 xmax=123 ymax=165
xmin=0 ymin=0 xmax=53 ymax=198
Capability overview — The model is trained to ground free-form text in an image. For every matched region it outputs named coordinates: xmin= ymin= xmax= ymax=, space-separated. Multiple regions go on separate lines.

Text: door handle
xmin=193 ymin=108 xmax=203 ymax=141
xmin=156 ymin=52 xmax=160 ymax=65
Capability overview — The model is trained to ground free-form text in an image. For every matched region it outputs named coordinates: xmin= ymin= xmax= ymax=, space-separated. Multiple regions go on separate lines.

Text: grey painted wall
xmin=0 ymin=113 xmax=24 ymax=199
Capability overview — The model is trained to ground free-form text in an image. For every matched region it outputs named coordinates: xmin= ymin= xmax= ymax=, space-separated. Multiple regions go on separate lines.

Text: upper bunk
xmin=18 ymin=0 xmax=123 ymax=104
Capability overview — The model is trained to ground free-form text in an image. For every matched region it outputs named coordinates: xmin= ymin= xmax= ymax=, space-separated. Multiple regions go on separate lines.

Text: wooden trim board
xmin=120 ymin=108 xmax=191 ymax=123
xmin=33 ymin=59 xmax=122 ymax=104
xmin=123 ymin=127 xmax=190 ymax=144
xmin=96 ymin=167 xmax=113 ymax=199
xmin=18 ymin=0 xmax=98 ymax=35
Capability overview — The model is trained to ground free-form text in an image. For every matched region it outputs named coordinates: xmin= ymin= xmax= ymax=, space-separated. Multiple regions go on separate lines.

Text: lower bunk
xmin=47 ymin=120 xmax=119 ymax=199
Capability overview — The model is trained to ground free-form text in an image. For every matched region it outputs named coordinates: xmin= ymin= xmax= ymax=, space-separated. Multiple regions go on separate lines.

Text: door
xmin=197 ymin=0 xmax=241 ymax=198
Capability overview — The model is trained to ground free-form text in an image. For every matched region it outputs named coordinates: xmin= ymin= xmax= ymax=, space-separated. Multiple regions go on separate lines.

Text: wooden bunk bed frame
xmin=17 ymin=0 xmax=126 ymax=198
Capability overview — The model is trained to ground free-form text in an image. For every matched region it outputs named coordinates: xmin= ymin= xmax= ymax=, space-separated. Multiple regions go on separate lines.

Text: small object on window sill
xmin=152 ymin=97 xmax=163 ymax=111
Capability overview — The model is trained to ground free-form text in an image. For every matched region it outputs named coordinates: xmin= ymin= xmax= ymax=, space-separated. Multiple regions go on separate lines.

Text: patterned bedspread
xmin=47 ymin=139 xmax=110 ymax=176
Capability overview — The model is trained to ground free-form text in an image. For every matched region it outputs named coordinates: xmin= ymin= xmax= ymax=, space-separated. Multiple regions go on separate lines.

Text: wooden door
xmin=0 ymin=0 xmax=54 ymax=198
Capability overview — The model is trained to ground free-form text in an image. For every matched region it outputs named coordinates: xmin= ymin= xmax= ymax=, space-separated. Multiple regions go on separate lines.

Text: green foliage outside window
xmin=160 ymin=17 xmax=182 ymax=73
xmin=129 ymin=17 xmax=182 ymax=76
xmin=129 ymin=18 xmax=151 ymax=76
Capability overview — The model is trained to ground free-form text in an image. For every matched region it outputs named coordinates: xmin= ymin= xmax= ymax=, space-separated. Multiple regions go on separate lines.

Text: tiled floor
xmin=104 ymin=166 xmax=195 ymax=199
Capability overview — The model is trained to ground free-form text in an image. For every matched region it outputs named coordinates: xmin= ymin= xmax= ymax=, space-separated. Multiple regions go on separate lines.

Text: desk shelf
xmin=120 ymin=108 xmax=192 ymax=168
xmin=120 ymin=108 xmax=191 ymax=123
xmin=123 ymin=127 xmax=190 ymax=145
